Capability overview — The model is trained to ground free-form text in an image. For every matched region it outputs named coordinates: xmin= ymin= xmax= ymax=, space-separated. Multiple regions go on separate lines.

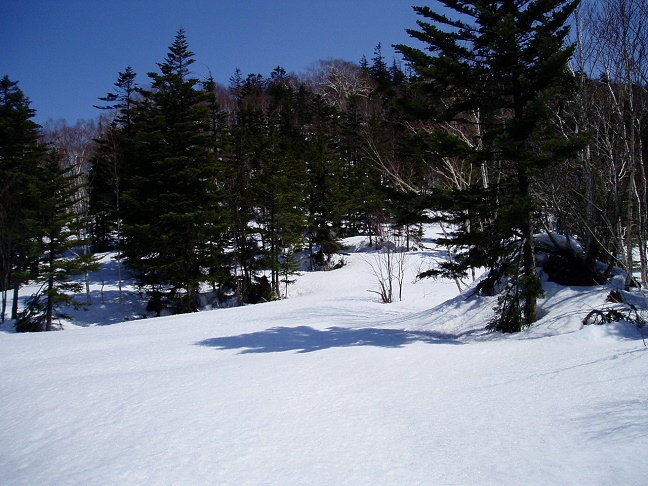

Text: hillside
xmin=1 ymin=232 xmax=646 ymax=485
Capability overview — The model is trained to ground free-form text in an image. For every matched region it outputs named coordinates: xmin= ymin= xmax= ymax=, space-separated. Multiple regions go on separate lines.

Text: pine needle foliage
xmin=396 ymin=0 xmax=585 ymax=331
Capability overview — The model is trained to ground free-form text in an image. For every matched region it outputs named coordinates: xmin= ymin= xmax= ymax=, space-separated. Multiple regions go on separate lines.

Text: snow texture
xmin=1 ymin=229 xmax=646 ymax=485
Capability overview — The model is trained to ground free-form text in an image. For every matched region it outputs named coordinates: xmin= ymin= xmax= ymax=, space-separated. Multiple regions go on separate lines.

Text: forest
xmin=1 ymin=0 xmax=647 ymax=333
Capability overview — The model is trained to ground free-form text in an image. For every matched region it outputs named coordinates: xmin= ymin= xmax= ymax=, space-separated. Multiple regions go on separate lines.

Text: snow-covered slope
xmin=1 ymin=236 xmax=646 ymax=485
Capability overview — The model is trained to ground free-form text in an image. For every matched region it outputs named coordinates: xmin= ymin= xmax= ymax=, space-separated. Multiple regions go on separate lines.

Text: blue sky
xmin=2 ymin=0 xmax=420 ymax=124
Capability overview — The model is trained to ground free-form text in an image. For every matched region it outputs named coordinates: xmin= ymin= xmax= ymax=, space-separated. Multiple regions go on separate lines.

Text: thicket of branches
xmin=2 ymin=0 xmax=647 ymax=332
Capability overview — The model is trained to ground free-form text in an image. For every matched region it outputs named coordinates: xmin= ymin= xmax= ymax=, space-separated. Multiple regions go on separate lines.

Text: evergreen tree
xmin=396 ymin=0 xmax=584 ymax=331
xmin=359 ymin=55 xmax=370 ymax=73
xmin=225 ymin=70 xmax=269 ymax=304
xmin=201 ymin=73 xmax=233 ymax=291
xmin=16 ymin=150 xmax=100 ymax=332
xmin=278 ymin=249 xmax=301 ymax=298
xmin=121 ymin=29 xmax=229 ymax=313
xmin=88 ymin=124 xmax=121 ymax=251
xmin=338 ymin=94 xmax=385 ymax=240
xmin=258 ymin=68 xmax=307 ymax=297
xmin=202 ymin=74 xmax=227 ymax=153
xmin=0 ymin=75 xmax=45 ymax=322
xmin=94 ymin=66 xmax=138 ymax=127
xmin=369 ymin=43 xmax=391 ymax=89
xmin=303 ymin=92 xmax=347 ymax=269
xmin=389 ymin=59 xmax=407 ymax=87
xmin=89 ymin=67 xmax=138 ymax=252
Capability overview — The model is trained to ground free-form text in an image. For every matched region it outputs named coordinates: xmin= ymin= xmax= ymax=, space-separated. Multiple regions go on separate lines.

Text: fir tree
xmin=303 ymin=93 xmax=347 ymax=269
xmin=278 ymin=249 xmax=301 ymax=298
xmin=94 ymin=66 xmax=138 ymax=127
xmin=89 ymin=67 xmax=137 ymax=252
xmin=16 ymin=150 xmax=100 ymax=332
xmin=0 ymin=75 xmax=45 ymax=322
xmin=396 ymin=0 xmax=585 ymax=331
xmin=369 ymin=43 xmax=391 ymax=88
xmin=88 ymin=125 xmax=121 ymax=252
xmin=258 ymin=68 xmax=307 ymax=297
xmin=121 ymin=29 xmax=229 ymax=313
xmin=338 ymin=94 xmax=385 ymax=240
xmin=224 ymin=70 xmax=268 ymax=304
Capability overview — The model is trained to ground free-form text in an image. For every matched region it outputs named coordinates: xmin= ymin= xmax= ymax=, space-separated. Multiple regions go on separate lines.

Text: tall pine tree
xmin=396 ymin=0 xmax=584 ymax=331
xmin=0 ymin=75 xmax=45 ymax=322
xmin=258 ymin=67 xmax=307 ymax=297
xmin=224 ymin=71 xmax=269 ymax=304
xmin=121 ymin=29 xmax=229 ymax=314
xmin=17 ymin=150 xmax=100 ymax=332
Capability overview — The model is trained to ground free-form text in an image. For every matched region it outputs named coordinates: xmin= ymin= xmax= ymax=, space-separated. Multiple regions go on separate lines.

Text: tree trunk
xmin=519 ymin=166 xmax=538 ymax=326
xmin=45 ymin=246 xmax=55 ymax=332
xmin=1 ymin=289 xmax=6 ymax=323
xmin=84 ymin=236 xmax=92 ymax=304
xmin=11 ymin=277 xmax=19 ymax=320
xmin=637 ymin=137 xmax=648 ymax=285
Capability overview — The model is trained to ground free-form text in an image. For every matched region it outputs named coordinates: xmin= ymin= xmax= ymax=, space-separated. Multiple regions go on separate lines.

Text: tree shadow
xmin=196 ymin=326 xmax=461 ymax=354
xmin=62 ymin=289 xmax=147 ymax=326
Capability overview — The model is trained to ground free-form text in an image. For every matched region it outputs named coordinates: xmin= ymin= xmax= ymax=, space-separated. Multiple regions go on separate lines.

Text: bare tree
xmin=373 ymin=111 xmax=487 ymax=286
xmin=366 ymin=225 xmax=411 ymax=303
xmin=582 ymin=0 xmax=648 ymax=286
xmin=539 ymin=0 xmax=648 ymax=289
xmin=304 ymin=59 xmax=374 ymax=110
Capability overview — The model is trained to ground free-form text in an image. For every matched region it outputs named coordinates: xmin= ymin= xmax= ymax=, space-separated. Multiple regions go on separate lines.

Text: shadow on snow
xmin=196 ymin=325 xmax=461 ymax=354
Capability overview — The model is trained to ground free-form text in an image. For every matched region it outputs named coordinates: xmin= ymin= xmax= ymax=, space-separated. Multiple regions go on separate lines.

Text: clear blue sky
xmin=2 ymin=0 xmax=421 ymax=125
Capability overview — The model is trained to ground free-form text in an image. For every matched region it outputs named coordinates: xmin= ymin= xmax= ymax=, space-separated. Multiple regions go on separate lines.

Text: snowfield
xmin=1 ymin=233 xmax=646 ymax=485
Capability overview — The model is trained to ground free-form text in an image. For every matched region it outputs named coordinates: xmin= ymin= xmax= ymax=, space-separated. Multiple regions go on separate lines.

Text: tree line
xmin=1 ymin=0 xmax=647 ymax=332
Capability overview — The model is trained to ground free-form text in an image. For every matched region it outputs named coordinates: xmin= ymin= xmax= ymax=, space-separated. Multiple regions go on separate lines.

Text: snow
xmin=1 ymin=229 xmax=647 ymax=485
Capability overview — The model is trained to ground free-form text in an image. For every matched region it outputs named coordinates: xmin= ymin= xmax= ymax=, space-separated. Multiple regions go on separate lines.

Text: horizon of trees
xmin=2 ymin=0 xmax=647 ymax=332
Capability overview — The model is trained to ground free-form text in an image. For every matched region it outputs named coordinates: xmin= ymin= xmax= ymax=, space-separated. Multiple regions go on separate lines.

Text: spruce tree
xmin=0 ymin=75 xmax=45 ymax=322
xmin=88 ymin=125 xmax=121 ymax=252
xmin=369 ymin=43 xmax=391 ymax=89
xmin=89 ymin=67 xmax=138 ymax=255
xmin=94 ymin=66 xmax=138 ymax=127
xmin=303 ymin=93 xmax=347 ymax=269
xmin=396 ymin=0 xmax=584 ymax=331
xmin=258 ymin=68 xmax=307 ymax=297
xmin=339 ymin=94 xmax=385 ymax=240
xmin=17 ymin=150 xmax=100 ymax=332
xmin=224 ymin=71 xmax=268 ymax=304
xmin=121 ymin=29 xmax=229 ymax=313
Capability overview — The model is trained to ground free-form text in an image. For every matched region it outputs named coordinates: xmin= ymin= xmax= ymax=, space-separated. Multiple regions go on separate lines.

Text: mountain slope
xmin=1 ymin=237 xmax=646 ymax=485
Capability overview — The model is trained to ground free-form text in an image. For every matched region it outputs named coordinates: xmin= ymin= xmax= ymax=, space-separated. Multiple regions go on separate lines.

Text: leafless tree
xmin=566 ymin=0 xmax=648 ymax=286
xmin=366 ymin=225 xmax=411 ymax=303
xmin=304 ymin=59 xmax=374 ymax=110
xmin=595 ymin=0 xmax=647 ymax=285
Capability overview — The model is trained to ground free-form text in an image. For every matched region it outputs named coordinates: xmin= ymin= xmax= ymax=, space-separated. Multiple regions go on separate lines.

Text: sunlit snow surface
xmin=1 ymin=231 xmax=646 ymax=485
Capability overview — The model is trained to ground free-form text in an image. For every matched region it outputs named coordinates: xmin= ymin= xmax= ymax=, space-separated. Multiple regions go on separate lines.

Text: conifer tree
xmin=88 ymin=125 xmax=121 ymax=252
xmin=303 ymin=93 xmax=347 ymax=269
xmin=339 ymin=94 xmax=385 ymax=239
xmin=258 ymin=67 xmax=307 ymax=297
xmin=369 ymin=43 xmax=391 ymax=89
xmin=0 ymin=75 xmax=45 ymax=321
xmin=121 ymin=29 xmax=229 ymax=313
xmin=225 ymin=71 xmax=269 ymax=303
xmin=17 ymin=150 xmax=100 ymax=332
xmin=396 ymin=0 xmax=584 ymax=331
xmin=95 ymin=66 xmax=138 ymax=127
xmin=90 ymin=67 xmax=138 ymax=252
